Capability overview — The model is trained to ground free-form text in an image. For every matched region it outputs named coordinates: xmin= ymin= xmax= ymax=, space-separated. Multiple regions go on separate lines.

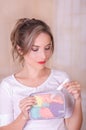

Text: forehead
xmin=33 ymin=33 xmax=52 ymax=46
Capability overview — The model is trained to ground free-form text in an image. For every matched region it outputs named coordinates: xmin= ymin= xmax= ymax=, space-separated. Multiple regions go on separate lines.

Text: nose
xmin=40 ymin=50 xmax=46 ymax=60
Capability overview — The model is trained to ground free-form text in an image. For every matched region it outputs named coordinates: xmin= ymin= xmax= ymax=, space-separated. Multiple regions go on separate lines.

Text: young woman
xmin=0 ymin=18 xmax=82 ymax=130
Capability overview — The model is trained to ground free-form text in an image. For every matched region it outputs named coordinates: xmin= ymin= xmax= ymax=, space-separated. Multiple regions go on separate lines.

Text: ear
xmin=16 ymin=45 xmax=23 ymax=55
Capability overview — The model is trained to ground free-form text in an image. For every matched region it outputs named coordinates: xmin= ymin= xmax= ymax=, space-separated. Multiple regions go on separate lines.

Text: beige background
xmin=0 ymin=0 xmax=86 ymax=129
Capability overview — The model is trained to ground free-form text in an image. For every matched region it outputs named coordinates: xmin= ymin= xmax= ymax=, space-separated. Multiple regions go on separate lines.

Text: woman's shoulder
xmin=52 ymin=69 xmax=69 ymax=77
xmin=0 ymin=75 xmax=14 ymax=95
xmin=51 ymin=69 xmax=70 ymax=82
xmin=1 ymin=74 xmax=13 ymax=82
xmin=0 ymin=75 xmax=15 ymax=88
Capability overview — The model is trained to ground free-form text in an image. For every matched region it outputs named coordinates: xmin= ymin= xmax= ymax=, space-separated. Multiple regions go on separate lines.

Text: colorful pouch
xmin=29 ymin=90 xmax=66 ymax=120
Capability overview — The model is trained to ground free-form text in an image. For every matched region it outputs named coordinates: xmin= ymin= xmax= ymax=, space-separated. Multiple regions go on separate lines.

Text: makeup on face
xmin=31 ymin=43 xmax=52 ymax=52
xmin=23 ymin=33 xmax=53 ymax=69
xmin=37 ymin=61 xmax=46 ymax=64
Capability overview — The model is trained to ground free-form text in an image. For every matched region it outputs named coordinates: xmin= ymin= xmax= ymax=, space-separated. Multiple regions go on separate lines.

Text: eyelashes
xmin=31 ymin=47 xmax=38 ymax=51
xmin=45 ymin=46 xmax=52 ymax=50
xmin=31 ymin=45 xmax=52 ymax=52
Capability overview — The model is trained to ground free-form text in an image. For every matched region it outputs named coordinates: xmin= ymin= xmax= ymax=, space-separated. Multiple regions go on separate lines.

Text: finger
xmin=21 ymin=96 xmax=36 ymax=102
xmin=67 ymin=85 xmax=81 ymax=91
xmin=19 ymin=101 xmax=35 ymax=109
xmin=20 ymin=102 xmax=33 ymax=112
xmin=19 ymin=98 xmax=36 ymax=108
xmin=66 ymin=86 xmax=81 ymax=94
xmin=64 ymin=82 xmax=81 ymax=90
xmin=20 ymin=97 xmax=36 ymax=105
xmin=20 ymin=99 xmax=36 ymax=106
xmin=64 ymin=81 xmax=80 ymax=87
xmin=19 ymin=99 xmax=36 ymax=112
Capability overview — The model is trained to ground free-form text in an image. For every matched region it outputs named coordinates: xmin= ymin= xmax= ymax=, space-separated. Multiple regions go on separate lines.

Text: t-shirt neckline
xmin=12 ymin=69 xmax=54 ymax=89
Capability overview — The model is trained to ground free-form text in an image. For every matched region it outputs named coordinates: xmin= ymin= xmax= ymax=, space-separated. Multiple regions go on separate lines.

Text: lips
xmin=38 ymin=61 xmax=46 ymax=64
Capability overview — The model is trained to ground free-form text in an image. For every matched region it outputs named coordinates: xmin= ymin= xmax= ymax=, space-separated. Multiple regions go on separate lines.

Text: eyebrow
xmin=32 ymin=43 xmax=52 ymax=47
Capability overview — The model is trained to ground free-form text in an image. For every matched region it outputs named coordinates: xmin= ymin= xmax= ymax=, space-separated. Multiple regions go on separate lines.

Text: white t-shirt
xmin=0 ymin=69 xmax=74 ymax=130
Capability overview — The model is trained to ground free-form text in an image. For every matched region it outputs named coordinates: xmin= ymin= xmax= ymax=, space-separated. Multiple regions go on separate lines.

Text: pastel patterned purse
xmin=29 ymin=79 xmax=72 ymax=120
xmin=29 ymin=90 xmax=65 ymax=120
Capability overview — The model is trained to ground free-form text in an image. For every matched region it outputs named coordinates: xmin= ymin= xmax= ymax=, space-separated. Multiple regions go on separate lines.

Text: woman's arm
xmin=65 ymin=81 xmax=83 ymax=130
xmin=0 ymin=96 xmax=36 ymax=130
xmin=0 ymin=112 xmax=28 ymax=130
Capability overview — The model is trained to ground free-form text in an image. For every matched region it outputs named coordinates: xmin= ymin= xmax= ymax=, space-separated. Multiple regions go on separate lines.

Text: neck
xmin=21 ymin=66 xmax=48 ymax=79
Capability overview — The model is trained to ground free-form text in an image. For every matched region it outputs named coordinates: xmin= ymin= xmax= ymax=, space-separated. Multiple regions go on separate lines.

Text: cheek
xmin=28 ymin=53 xmax=38 ymax=61
xmin=46 ymin=51 xmax=52 ymax=58
xmin=27 ymin=51 xmax=52 ymax=61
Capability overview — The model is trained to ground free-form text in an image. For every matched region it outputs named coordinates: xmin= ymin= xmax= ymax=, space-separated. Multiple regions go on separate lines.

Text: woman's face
xmin=23 ymin=33 xmax=53 ymax=70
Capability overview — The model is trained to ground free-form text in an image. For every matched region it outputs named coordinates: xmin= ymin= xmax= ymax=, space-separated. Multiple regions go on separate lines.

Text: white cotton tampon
xmin=57 ymin=78 xmax=69 ymax=90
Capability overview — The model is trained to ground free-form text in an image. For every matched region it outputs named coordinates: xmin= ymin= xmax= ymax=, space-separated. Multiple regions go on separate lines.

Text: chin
xmin=36 ymin=65 xmax=45 ymax=70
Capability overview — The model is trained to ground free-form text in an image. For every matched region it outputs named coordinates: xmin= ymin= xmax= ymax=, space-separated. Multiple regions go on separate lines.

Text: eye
xmin=45 ymin=45 xmax=52 ymax=50
xmin=31 ymin=46 xmax=39 ymax=51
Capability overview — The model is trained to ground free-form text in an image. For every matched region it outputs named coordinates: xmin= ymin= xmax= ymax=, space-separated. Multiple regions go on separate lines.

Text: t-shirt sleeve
xmin=0 ymin=80 xmax=14 ymax=126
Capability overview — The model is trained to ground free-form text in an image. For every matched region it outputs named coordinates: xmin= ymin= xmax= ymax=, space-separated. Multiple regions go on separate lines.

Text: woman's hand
xmin=19 ymin=96 xmax=36 ymax=121
xmin=64 ymin=81 xmax=83 ymax=130
xmin=64 ymin=81 xmax=81 ymax=100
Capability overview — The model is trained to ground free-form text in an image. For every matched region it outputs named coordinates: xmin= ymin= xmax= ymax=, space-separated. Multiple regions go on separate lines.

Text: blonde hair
xmin=10 ymin=18 xmax=54 ymax=63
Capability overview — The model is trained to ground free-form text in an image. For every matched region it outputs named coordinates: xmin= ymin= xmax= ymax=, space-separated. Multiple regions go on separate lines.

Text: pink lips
xmin=38 ymin=61 xmax=46 ymax=64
